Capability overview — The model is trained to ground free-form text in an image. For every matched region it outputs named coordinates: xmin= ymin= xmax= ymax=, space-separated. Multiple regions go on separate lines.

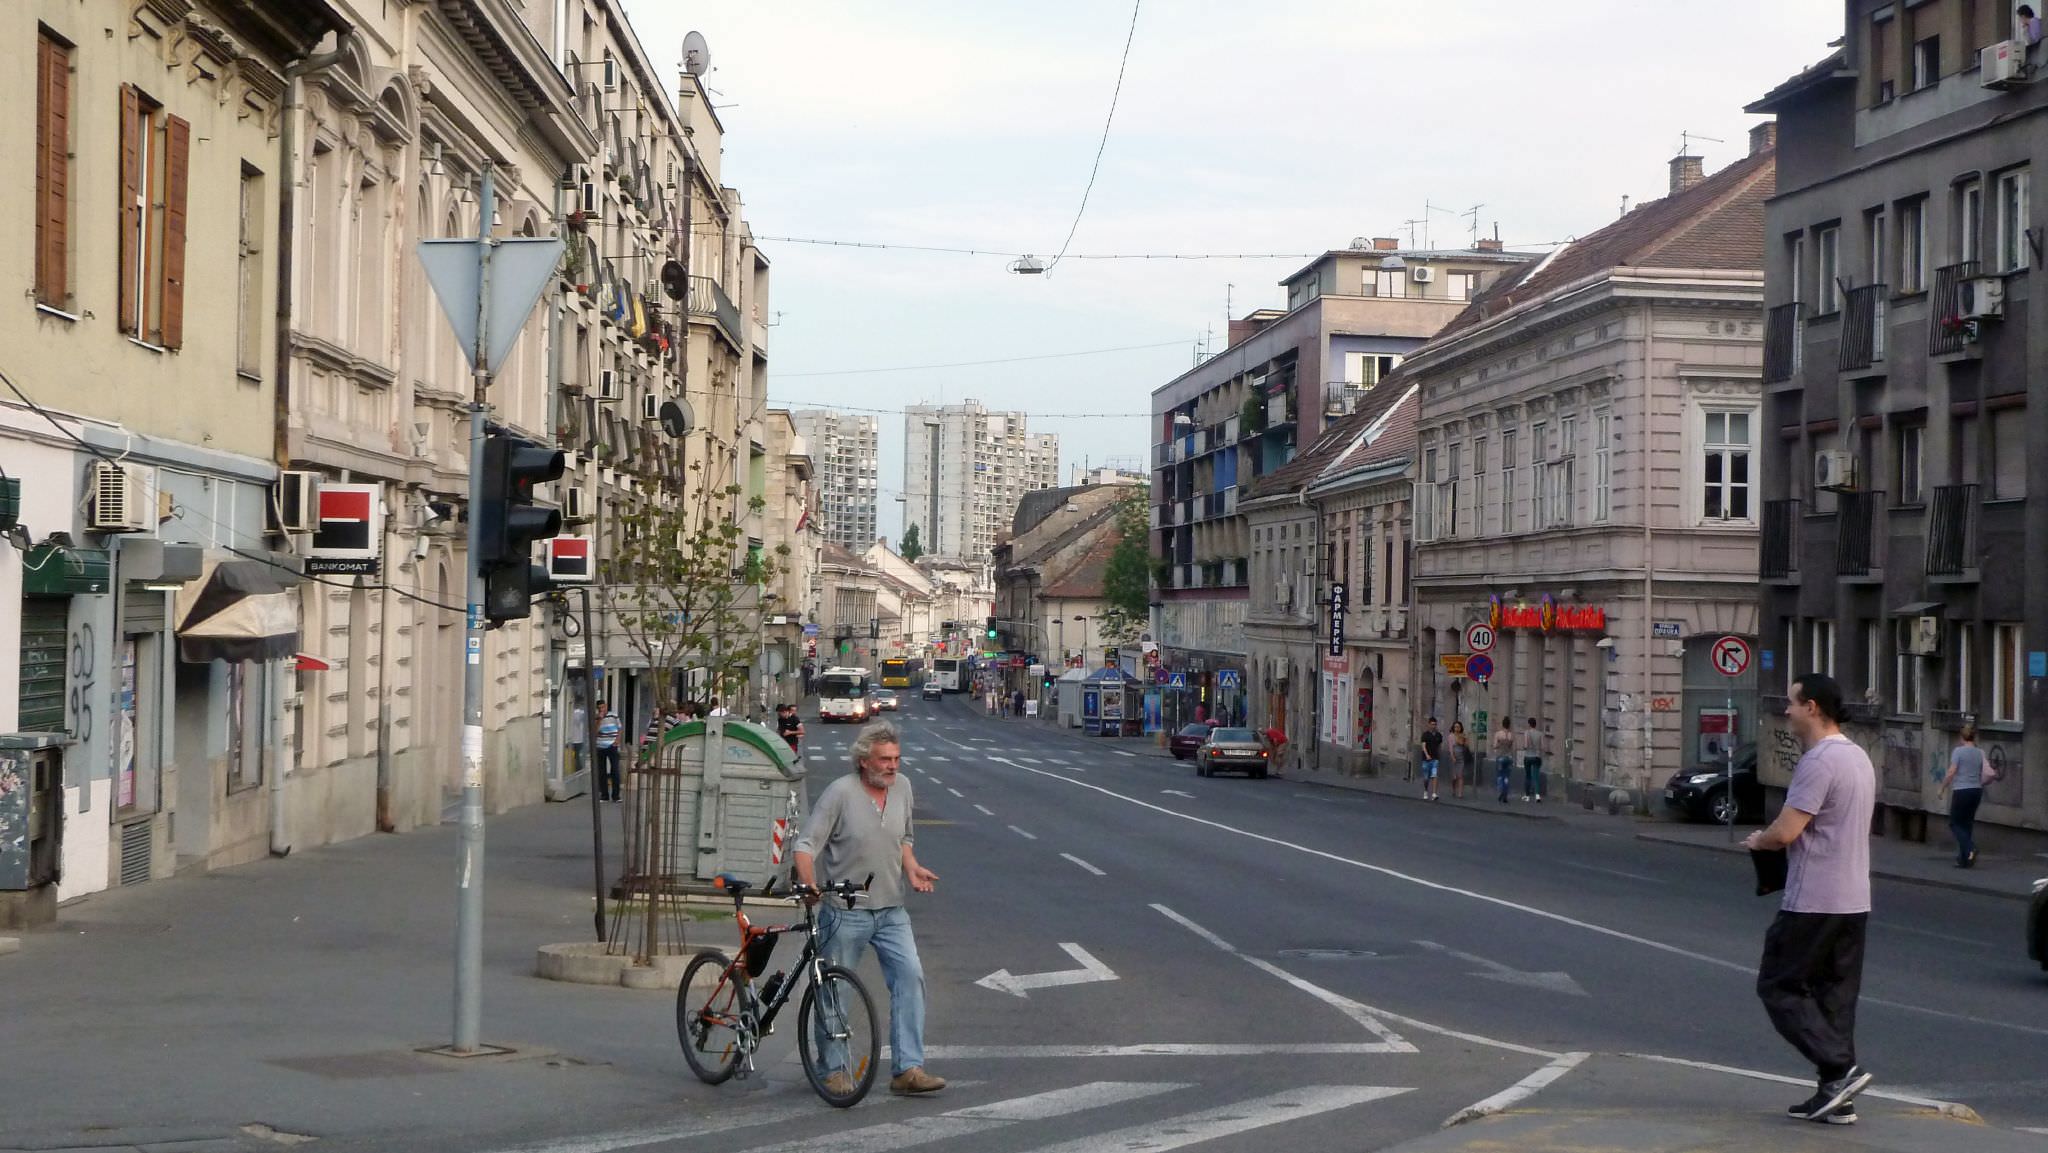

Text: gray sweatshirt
xmin=795 ymin=772 xmax=914 ymax=910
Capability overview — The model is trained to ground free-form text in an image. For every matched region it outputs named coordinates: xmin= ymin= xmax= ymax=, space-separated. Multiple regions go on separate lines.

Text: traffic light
xmin=986 ymin=615 xmax=998 ymax=639
xmin=477 ymin=429 xmax=565 ymax=625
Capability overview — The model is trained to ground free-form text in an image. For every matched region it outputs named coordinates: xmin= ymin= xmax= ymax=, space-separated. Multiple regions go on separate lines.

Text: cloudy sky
xmin=625 ymin=0 xmax=1841 ymax=542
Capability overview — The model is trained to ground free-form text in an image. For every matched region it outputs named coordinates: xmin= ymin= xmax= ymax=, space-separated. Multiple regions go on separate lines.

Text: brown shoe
xmin=821 ymin=1071 xmax=856 ymax=1098
xmin=889 ymin=1067 xmax=946 ymax=1095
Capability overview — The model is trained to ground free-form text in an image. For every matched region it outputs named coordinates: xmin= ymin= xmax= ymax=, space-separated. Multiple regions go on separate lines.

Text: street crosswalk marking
xmin=921 ymin=1043 xmax=1409 ymax=1058
xmin=731 ymin=1082 xmax=1188 ymax=1153
xmin=488 ymin=1090 xmax=918 ymax=1153
xmin=1015 ymin=1085 xmax=1411 ymax=1153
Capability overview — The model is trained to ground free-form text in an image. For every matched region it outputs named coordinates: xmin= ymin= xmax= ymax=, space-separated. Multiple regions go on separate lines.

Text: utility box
xmin=1 ymin=734 xmax=66 ymax=929
xmin=642 ymin=717 xmax=806 ymax=890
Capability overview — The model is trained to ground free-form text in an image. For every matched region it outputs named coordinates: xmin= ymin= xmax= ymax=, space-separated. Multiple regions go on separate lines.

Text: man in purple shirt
xmin=1744 ymin=672 xmax=1876 ymax=1124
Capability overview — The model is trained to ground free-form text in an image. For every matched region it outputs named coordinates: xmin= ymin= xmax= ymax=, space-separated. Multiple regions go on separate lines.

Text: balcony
xmin=748 ymin=315 xmax=770 ymax=356
xmin=1925 ymin=483 xmax=1979 ymax=580
xmin=1196 ymin=486 xmax=1240 ymax=521
xmin=1153 ymin=441 xmax=1181 ymax=469
xmin=1836 ymin=284 xmax=1886 ymax=376
xmin=1763 ymin=302 xmax=1805 ymax=385
xmin=1266 ymin=393 xmax=1296 ymax=429
xmin=1834 ymin=489 xmax=1885 ymax=579
xmin=1760 ymin=498 xmax=1800 ymax=580
xmin=1928 ymin=261 xmax=1982 ymax=359
xmin=687 ymin=275 xmax=744 ymax=352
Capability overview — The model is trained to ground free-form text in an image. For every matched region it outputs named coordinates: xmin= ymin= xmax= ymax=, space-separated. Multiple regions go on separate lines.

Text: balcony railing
xmin=1926 ymin=483 xmax=1979 ymax=577
xmin=687 ymin=275 xmax=743 ymax=350
xmin=1761 ymin=498 xmax=1800 ymax=579
xmin=1837 ymin=284 xmax=1887 ymax=373
xmin=1153 ymin=442 xmax=1180 ymax=468
xmin=1928 ymin=261 xmax=1981 ymax=356
xmin=1266 ymin=393 xmax=1296 ymax=428
xmin=1763 ymin=302 xmax=1805 ymax=384
xmin=1835 ymin=489 xmax=1885 ymax=577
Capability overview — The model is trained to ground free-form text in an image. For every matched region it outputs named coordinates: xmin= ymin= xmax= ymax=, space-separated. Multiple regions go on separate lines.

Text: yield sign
xmin=417 ymin=237 xmax=565 ymax=375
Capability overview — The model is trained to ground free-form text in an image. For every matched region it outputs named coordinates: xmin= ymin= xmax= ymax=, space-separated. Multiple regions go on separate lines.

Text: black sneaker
xmin=1799 ymin=1067 xmax=1873 ymax=1119
xmin=1825 ymin=1105 xmax=1858 ymax=1125
xmin=1789 ymin=1095 xmax=1859 ymax=1124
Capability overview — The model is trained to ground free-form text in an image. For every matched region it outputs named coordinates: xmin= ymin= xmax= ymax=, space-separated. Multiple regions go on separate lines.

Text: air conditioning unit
xmin=1959 ymin=274 xmax=2005 ymax=320
xmin=641 ymin=393 xmax=661 ymax=422
xmin=272 ymin=470 xmax=320 ymax=534
xmin=1905 ymin=614 xmax=1942 ymax=656
xmin=1409 ymin=265 xmax=1436 ymax=283
xmin=1981 ymin=40 xmax=2027 ymax=88
xmin=564 ymin=486 xmax=590 ymax=523
xmin=88 ymin=460 xmax=152 ymax=533
xmin=595 ymin=368 xmax=620 ymax=402
xmin=1814 ymin=449 xmax=1858 ymax=492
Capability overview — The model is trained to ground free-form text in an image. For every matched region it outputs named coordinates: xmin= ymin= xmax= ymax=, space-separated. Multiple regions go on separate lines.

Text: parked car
xmin=873 ymin=689 xmax=899 ymax=712
xmin=1168 ymin=723 xmax=1213 ymax=760
xmin=921 ymin=681 xmax=944 ymax=700
xmin=2029 ymin=878 xmax=2047 ymax=971
xmin=1197 ymin=727 xmax=1269 ymax=778
xmin=1662 ymin=744 xmax=1763 ymax=825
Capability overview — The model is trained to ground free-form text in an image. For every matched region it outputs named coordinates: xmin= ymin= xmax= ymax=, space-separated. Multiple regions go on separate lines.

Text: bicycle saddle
xmin=713 ymin=874 xmax=753 ymax=896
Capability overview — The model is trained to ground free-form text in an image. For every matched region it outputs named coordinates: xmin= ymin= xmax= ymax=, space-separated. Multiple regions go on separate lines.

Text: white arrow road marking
xmin=976 ymin=942 xmax=1118 ymax=998
xmin=1061 ymin=853 xmax=1105 ymax=875
xmin=1020 ymin=1085 xmax=1411 ymax=1153
xmin=974 ymin=803 xmax=995 ymax=816
xmin=1160 ymin=789 xmax=1195 ymax=799
xmin=736 ymin=1082 xmax=1187 ymax=1153
xmin=1009 ymin=825 xmax=1037 ymax=839
xmin=1416 ymin=941 xmax=1588 ymax=997
xmin=1152 ymin=904 xmax=1415 ymax=1053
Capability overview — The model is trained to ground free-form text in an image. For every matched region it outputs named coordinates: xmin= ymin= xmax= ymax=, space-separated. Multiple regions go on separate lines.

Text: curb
xmin=534 ymin=942 xmax=695 ymax=987
xmin=1634 ymin=830 xmax=2033 ymax=904
xmin=1279 ymin=771 xmax=1562 ymax=822
xmin=0 ymin=936 xmax=19 ymax=956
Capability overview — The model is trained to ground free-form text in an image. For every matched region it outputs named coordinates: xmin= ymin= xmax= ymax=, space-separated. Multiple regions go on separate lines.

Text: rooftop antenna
xmin=1225 ymin=283 xmax=1234 ymax=325
xmin=1401 ymin=217 xmax=1426 ymax=249
xmin=1463 ymin=203 xmax=1485 ymax=246
xmin=1677 ymin=129 xmax=1724 ymax=156
xmin=681 ymin=31 xmax=712 ymax=76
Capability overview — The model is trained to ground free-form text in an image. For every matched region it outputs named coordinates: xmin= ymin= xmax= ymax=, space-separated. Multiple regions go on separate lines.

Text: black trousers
xmin=596 ymin=746 xmax=621 ymax=800
xmin=1756 ymin=910 xmax=1867 ymax=1081
xmin=1949 ymin=786 xmax=1983 ymax=864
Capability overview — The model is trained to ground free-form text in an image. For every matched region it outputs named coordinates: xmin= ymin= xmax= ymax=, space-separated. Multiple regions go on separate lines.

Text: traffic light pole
xmin=454 ymin=163 xmax=496 ymax=1054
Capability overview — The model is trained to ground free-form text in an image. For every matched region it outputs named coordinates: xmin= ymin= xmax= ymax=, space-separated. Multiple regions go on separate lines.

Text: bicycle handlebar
xmin=776 ymin=874 xmax=873 ymax=907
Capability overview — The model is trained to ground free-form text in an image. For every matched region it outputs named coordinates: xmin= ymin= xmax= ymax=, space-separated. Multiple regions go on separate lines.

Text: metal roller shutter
xmin=19 ymin=597 xmax=69 ymax=732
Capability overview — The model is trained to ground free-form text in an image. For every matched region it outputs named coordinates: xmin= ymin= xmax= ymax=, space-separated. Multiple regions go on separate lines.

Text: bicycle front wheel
xmin=677 ymin=950 xmax=746 ymax=1084
xmin=796 ymin=963 xmax=879 ymax=1107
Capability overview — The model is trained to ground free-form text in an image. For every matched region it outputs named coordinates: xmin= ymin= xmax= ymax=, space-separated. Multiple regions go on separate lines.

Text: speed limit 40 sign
xmin=1465 ymin=622 xmax=1496 ymax=654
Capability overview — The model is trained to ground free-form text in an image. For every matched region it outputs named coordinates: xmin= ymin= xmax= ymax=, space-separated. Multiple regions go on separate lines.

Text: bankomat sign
xmin=307 ymin=484 xmax=383 ymax=574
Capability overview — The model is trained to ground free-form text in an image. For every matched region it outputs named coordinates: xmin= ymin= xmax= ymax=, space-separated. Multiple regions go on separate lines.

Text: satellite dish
xmin=659 ymin=259 xmax=688 ymax=301
xmin=659 ymin=398 xmax=695 ymax=439
xmin=682 ymin=31 xmax=711 ymax=76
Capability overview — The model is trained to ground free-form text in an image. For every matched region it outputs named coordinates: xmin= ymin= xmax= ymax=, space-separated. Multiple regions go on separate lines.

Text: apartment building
xmin=789 ymin=409 xmax=879 ymax=553
xmin=1407 ymin=138 xmax=1775 ymax=799
xmin=1752 ymin=0 xmax=2046 ymax=837
xmin=1151 ymin=241 xmax=1535 ymax=722
xmin=901 ymin=401 xmax=1059 ymax=572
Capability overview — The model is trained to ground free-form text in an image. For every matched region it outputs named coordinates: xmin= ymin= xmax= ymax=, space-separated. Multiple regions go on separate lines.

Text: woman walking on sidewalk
xmin=1940 ymin=725 xmax=1993 ymax=868
xmin=1491 ymin=724 xmax=1515 ymax=804
xmin=1448 ymin=721 xmax=1473 ymax=800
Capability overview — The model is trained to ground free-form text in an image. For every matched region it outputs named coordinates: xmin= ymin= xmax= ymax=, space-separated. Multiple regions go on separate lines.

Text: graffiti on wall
xmin=1767 ymin=723 xmax=1801 ymax=780
xmin=1877 ymin=725 xmax=1921 ymax=793
xmin=67 ymin=621 xmax=95 ymax=742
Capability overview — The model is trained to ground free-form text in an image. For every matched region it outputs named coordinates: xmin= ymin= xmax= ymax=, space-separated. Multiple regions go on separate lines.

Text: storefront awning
xmin=174 ymin=558 xmax=299 ymax=664
xmin=1889 ymin=601 xmax=1943 ymax=616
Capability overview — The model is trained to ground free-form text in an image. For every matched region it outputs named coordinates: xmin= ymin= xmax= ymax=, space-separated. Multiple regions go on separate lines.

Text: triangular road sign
xmin=417 ymin=237 xmax=565 ymax=375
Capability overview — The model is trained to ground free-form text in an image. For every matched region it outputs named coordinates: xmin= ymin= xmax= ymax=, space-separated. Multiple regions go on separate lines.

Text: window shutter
xmin=118 ymin=85 xmax=141 ymax=334
xmin=36 ymin=35 xmax=70 ymax=306
xmin=160 ymin=114 xmax=190 ymax=349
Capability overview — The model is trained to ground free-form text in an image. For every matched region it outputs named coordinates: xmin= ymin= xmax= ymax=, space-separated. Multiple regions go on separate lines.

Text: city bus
xmin=929 ymin=657 xmax=964 ymax=693
xmin=817 ymin=667 xmax=874 ymax=723
xmin=879 ymin=658 xmax=923 ymax=689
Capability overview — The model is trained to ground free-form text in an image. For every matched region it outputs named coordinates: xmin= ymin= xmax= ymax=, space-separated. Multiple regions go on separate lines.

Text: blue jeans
xmin=1949 ymin=787 xmax=1983 ymax=864
xmin=1495 ymin=755 xmax=1513 ymax=801
xmin=819 ymin=904 xmax=926 ymax=1076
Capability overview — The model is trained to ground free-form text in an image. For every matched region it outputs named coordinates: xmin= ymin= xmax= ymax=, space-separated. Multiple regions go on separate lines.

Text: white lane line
xmin=948 ymin=787 xmax=965 ymax=798
xmin=1018 ymin=756 xmax=1042 ymax=764
xmin=1622 ymin=1054 xmax=1980 ymax=1118
xmin=1160 ymin=789 xmax=1196 ymax=799
xmin=927 ymin=777 xmax=943 ymax=786
xmin=1151 ymin=905 xmax=1414 ymax=1053
xmin=488 ymin=1092 xmax=911 ymax=1153
xmin=1442 ymin=1051 xmax=1589 ymax=1127
xmin=929 ymin=756 xmax=951 ymax=762
xmin=1560 ymin=859 xmax=1664 ymax=884
xmin=1061 ymin=853 xmax=1105 ymax=876
xmin=1113 ymin=750 xmax=1136 ymax=757
xmin=2018 ymin=1126 xmax=2048 ymax=1134
xmin=1020 ymin=1085 xmax=1411 ymax=1153
xmin=737 ymin=1081 xmax=1187 ymax=1153
xmin=974 ymin=803 xmax=995 ymax=816
xmin=923 ymin=1043 xmax=1401 ymax=1059
xmin=1008 ymin=825 xmax=1037 ymax=840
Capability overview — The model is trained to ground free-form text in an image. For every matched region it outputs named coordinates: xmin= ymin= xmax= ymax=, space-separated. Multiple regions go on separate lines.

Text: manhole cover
xmin=1276 ymin=948 xmax=1377 ymax=960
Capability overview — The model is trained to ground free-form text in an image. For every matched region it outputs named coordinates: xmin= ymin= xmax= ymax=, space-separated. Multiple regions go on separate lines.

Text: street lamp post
xmin=1053 ymin=617 xmax=1064 ymax=664
xmin=1075 ymin=615 xmax=1091 ymax=664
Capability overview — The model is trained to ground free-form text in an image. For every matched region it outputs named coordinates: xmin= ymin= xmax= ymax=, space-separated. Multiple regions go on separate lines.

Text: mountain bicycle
xmin=676 ymin=873 xmax=880 ymax=1107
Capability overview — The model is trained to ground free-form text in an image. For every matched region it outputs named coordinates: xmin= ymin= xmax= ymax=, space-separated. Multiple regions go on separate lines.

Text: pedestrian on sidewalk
xmin=1261 ymin=722 xmax=1289 ymax=771
xmin=1519 ymin=717 xmax=1548 ymax=802
xmin=594 ymin=703 xmax=622 ymax=802
xmin=1744 ymin=672 xmax=1877 ymax=1124
xmin=1448 ymin=721 xmax=1473 ymax=800
xmin=1418 ymin=717 xmax=1444 ymax=801
xmin=793 ymin=719 xmax=946 ymax=1097
xmin=1939 ymin=724 xmax=1993 ymax=869
xmin=776 ymin=702 xmax=805 ymax=758
xmin=1491 ymin=724 xmax=1515 ymax=803
xmin=1011 ymin=688 xmax=1025 ymax=718
xmin=565 ymin=696 xmax=587 ymax=777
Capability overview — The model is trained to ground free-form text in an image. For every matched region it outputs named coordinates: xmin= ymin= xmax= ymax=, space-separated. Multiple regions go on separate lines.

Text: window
xmin=1473 ymin=435 xmax=1488 ymax=475
xmin=1593 ymin=410 xmax=1613 ymax=522
xmin=1865 ymin=620 xmax=1882 ymax=704
xmin=226 ymin=662 xmax=265 ymax=793
xmin=118 ymin=85 xmax=191 ymax=348
xmin=1896 ymin=423 xmax=1924 ymax=504
xmin=1786 ymin=232 xmax=1806 ymax=303
xmin=1785 ymin=618 xmax=1799 ymax=684
xmin=1816 ymin=225 xmax=1840 ymax=312
xmin=1445 ymin=271 xmax=1478 ymax=302
xmin=1956 ymin=179 xmax=1983 ymax=265
xmin=1991 ymin=406 xmax=2026 ymax=499
xmin=35 ymin=29 xmax=72 ymax=307
xmin=1548 ymin=415 xmax=1577 ymax=527
xmin=1702 ymin=409 xmax=1753 ymax=521
xmin=1897 ymin=199 xmax=1926 ymax=292
xmin=1869 ymin=8 xmax=1897 ymax=104
xmin=1912 ymin=34 xmax=1941 ymax=91
xmin=1370 ymin=269 xmax=1403 ymax=297
xmin=1811 ymin=619 xmax=1837 ymax=678
xmin=1529 ymin=421 xmax=1550 ymax=528
xmin=1867 ymin=207 xmax=1886 ymax=284
xmin=1895 ymin=619 xmax=1922 ymax=715
xmin=1499 ymin=429 xmax=1517 ymax=532
xmin=1996 ymin=168 xmax=2029 ymax=273
xmin=1991 ymin=622 xmax=2023 ymax=723
xmin=1955 ymin=622 xmax=1974 ymax=714
xmin=1953 ymin=412 xmax=1980 ymax=485
xmin=1445 ymin=442 xmax=1462 ymax=537
xmin=237 ymin=166 xmax=263 ymax=375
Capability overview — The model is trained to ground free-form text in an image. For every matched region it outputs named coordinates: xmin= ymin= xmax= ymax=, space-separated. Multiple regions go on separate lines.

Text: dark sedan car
xmin=1197 ymin=727 xmax=1270 ymax=778
xmin=1168 ymin=723 xmax=1213 ymax=760
xmin=2029 ymin=878 xmax=2047 ymax=971
xmin=1662 ymin=744 xmax=1763 ymax=825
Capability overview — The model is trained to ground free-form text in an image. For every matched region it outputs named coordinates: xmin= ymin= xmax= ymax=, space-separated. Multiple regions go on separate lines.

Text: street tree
xmin=900 ymin=522 xmax=925 ymax=561
xmin=1097 ymin=490 xmax=1151 ymax=644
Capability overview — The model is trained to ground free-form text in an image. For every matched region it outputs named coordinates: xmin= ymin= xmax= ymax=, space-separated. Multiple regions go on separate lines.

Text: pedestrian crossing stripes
xmin=733 ymin=1081 xmax=1186 ymax=1153
xmin=1024 ymin=1085 xmax=1411 ymax=1152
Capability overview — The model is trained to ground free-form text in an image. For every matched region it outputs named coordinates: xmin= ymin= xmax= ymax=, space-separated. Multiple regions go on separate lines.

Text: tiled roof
xmin=1746 ymin=50 xmax=1851 ymax=113
xmin=1433 ymin=149 xmax=1776 ymax=342
xmin=1344 ymin=389 xmax=1418 ymax=473
xmin=820 ymin=542 xmax=870 ymax=571
xmin=1246 ymin=378 xmax=1413 ymax=499
xmin=1041 ymin=528 xmax=1121 ymax=599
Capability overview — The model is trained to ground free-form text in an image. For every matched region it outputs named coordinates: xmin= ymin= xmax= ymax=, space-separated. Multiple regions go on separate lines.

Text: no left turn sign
xmin=1711 ymin=635 xmax=1752 ymax=678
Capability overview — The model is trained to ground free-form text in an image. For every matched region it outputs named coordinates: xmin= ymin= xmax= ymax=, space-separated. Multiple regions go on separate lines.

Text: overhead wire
xmin=1046 ymin=0 xmax=1143 ymax=272
xmin=774 ymin=338 xmax=1188 ymax=378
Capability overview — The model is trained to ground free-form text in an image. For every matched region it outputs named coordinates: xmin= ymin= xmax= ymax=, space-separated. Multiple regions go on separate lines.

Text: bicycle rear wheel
xmin=796 ymin=964 xmax=879 ymax=1107
xmin=677 ymin=950 xmax=746 ymax=1084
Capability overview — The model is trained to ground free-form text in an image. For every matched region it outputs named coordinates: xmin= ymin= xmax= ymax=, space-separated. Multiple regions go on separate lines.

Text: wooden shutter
xmin=118 ymin=85 xmax=141 ymax=335
xmin=159 ymin=114 xmax=190 ymax=349
xmin=35 ymin=35 xmax=70 ymax=306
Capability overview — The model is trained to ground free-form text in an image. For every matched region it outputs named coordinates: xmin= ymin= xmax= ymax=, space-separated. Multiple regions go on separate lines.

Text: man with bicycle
xmin=793 ymin=719 xmax=945 ymax=1096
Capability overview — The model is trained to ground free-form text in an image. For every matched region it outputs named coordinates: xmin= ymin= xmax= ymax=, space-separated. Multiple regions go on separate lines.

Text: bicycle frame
xmin=699 ymin=878 xmax=859 ymax=1077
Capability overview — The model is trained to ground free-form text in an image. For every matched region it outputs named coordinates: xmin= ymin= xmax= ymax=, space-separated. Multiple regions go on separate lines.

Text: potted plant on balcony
xmin=1240 ymin=397 xmax=1265 ymax=437
xmin=1939 ymin=313 xmax=1981 ymax=344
